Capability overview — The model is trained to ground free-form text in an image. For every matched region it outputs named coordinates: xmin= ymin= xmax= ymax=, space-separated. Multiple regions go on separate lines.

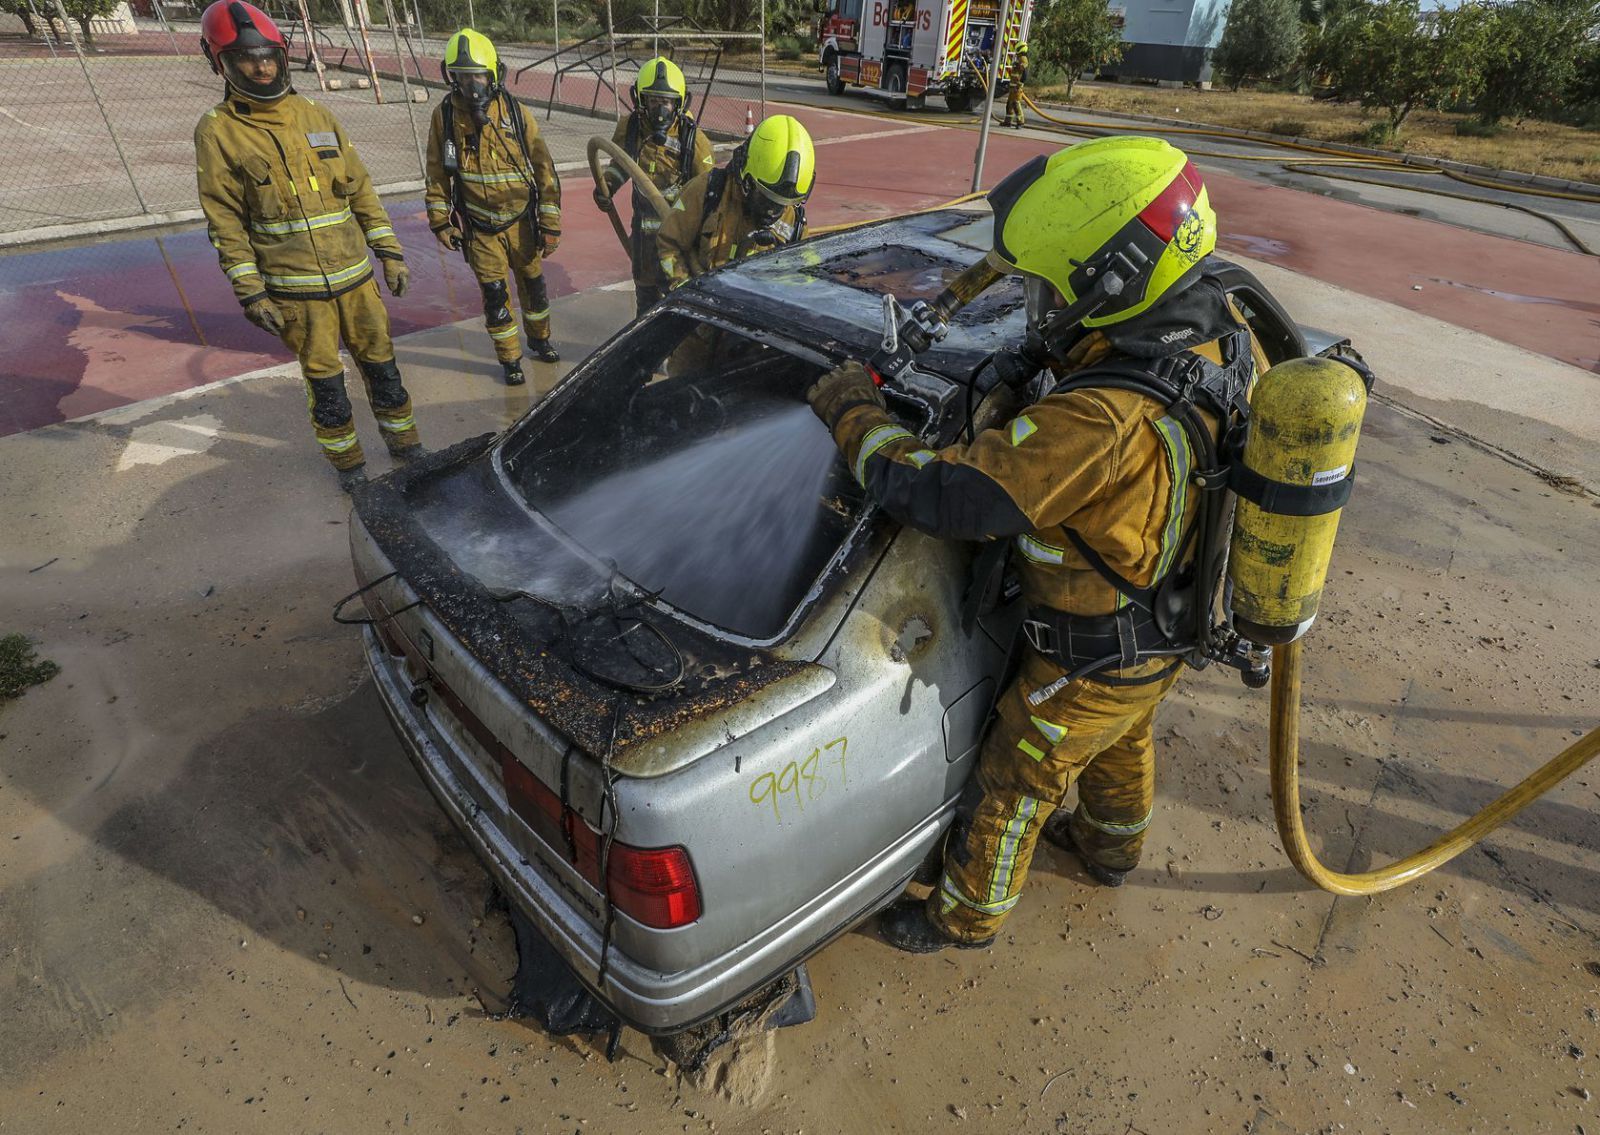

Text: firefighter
xmin=594 ymin=57 xmax=716 ymax=315
xmin=656 ymin=114 xmax=814 ymax=290
xmin=194 ymin=0 xmax=420 ymax=490
xmin=425 ymin=29 xmax=562 ymax=387
xmin=805 ymin=138 xmax=1270 ymax=952
xmin=1003 ymin=40 xmax=1028 ymax=128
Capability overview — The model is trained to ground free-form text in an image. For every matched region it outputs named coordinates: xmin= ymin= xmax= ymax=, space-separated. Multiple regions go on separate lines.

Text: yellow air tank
xmin=1228 ymin=356 xmax=1368 ymax=644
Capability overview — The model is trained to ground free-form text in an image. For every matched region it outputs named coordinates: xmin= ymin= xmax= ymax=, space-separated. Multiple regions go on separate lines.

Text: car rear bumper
xmin=364 ymin=625 xmax=944 ymax=1033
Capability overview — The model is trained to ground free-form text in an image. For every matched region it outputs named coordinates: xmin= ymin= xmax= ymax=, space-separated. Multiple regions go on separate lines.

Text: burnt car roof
xmin=682 ymin=208 xmax=1026 ymax=380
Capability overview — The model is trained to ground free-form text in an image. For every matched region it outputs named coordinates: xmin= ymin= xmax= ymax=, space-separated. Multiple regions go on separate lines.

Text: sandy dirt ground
xmin=3 ymin=267 xmax=1599 ymax=1135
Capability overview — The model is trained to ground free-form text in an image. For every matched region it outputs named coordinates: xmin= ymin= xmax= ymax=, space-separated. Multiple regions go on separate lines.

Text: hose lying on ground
xmin=1270 ymin=639 xmax=1600 ymax=895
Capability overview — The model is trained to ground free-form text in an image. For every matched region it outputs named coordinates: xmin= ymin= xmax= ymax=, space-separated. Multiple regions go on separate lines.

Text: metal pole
xmin=51 ymin=0 xmax=147 ymax=212
xmin=970 ymin=0 xmax=1009 ymax=193
xmin=150 ymin=0 xmax=182 ymax=56
xmin=374 ymin=0 xmax=425 ymax=176
xmin=27 ymin=0 xmax=58 ymax=57
xmin=353 ymin=0 xmax=384 ymax=102
xmin=295 ymin=0 xmax=328 ymax=90
xmin=467 ymin=0 xmax=474 ymax=28
xmin=759 ymin=0 xmax=767 ymax=120
xmin=606 ymin=0 xmax=620 ymax=119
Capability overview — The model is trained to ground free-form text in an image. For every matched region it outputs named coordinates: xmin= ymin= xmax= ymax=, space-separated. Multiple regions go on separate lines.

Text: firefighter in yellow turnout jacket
xmin=195 ymin=0 xmax=420 ymax=488
xmin=807 ymin=138 xmax=1269 ymax=952
xmin=426 ymin=29 xmax=562 ymax=386
xmin=595 ymin=57 xmax=715 ymax=315
xmin=1003 ymin=41 xmax=1028 ymax=128
xmin=656 ymin=114 xmax=813 ymax=289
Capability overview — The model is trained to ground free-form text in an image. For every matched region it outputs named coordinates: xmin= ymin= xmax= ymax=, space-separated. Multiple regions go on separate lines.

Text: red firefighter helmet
xmin=200 ymin=1 xmax=290 ymax=102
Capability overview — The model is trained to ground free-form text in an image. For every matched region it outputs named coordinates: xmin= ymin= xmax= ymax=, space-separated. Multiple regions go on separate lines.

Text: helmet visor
xmin=449 ymin=69 xmax=494 ymax=104
xmin=746 ymin=177 xmax=798 ymax=226
xmin=1023 ymin=275 xmax=1063 ymax=332
xmin=222 ymin=45 xmax=289 ymax=101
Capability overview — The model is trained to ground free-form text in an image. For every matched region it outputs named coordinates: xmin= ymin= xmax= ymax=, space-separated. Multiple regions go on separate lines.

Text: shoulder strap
xmin=677 ymin=117 xmax=699 ymax=186
xmin=703 ymin=165 xmax=729 ymax=215
xmin=625 ymin=111 xmax=640 ymax=154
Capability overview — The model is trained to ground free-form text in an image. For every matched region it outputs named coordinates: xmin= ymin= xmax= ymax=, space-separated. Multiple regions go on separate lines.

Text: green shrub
xmin=1454 ymin=118 xmax=1503 ymax=137
xmin=1267 ymin=118 xmax=1311 ymax=136
xmin=0 ymin=634 xmax=59 ymax=702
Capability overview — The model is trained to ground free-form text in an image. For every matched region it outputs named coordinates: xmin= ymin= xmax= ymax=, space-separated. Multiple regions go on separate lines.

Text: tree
xmin=1031 ymin=0 xmax=1125 ymax=97
xmin=1213 ymin=0 xmax=1303 ymax=89
xmin=57 ymin=0 xmax=121 ymax=44
xmin=1322 ymin=0 xmax=1486 ymax=133
xmin=1473 ymin=0 xmax=1599 ymax=125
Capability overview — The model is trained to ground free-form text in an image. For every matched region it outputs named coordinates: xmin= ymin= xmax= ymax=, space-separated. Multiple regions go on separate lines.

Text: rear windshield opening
xmin=500 ymin=312 xmax=872 ymax=641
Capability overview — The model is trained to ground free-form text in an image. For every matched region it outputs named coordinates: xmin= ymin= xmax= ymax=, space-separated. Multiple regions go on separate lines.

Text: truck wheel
xmin=885 ymin=62 xmax=907 ymax=107
xmin=824 ymin=50 xmax=845 ymax=96
xmin=944 ymin=90 xmax=972 ymax=113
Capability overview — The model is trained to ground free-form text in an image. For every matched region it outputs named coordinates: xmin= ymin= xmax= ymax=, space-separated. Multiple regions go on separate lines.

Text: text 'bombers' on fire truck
xmin=816 ymin=0 xmax=1033 ymax=112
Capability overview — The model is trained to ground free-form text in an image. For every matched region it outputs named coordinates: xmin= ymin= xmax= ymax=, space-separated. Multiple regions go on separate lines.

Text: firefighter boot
xmin=501 ymin=359 xmax=526 ymax=386
xmin=357 ymin=357 xmax=423 ymax=460
xmin=336 ymin=463 xmax=369 ymax=492
xmin=878 ymin=898 xmax=994 ymax=954
xmin=523 ymin=272 xmax=559 ymax=362
xmin=1041 ymin=811 xmax=1129 ymax=887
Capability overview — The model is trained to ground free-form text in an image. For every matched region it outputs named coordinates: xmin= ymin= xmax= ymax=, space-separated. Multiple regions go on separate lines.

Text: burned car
xmin=346 ymin=208 xmax=1345 ymax=1037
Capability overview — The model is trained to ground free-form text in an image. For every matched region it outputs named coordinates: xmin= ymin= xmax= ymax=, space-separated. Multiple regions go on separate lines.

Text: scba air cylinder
xmin=1228 ymin=356 xmax=1369 ymax=645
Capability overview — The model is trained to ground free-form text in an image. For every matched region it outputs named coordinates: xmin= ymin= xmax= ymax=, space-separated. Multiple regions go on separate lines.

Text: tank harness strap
xmin=1231 ymin=463 xmax=1355 ymax=516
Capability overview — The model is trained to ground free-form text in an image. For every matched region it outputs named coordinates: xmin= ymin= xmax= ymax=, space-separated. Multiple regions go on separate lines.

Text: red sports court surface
xmin=3 ymin=103 xmax=1597 ymax=437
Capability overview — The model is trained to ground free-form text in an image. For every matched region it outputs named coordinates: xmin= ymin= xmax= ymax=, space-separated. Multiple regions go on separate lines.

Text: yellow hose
xmin=586 ymin=136 xmax=672 ymax=257
xmin=1270 ymin=638 xmax=1600 ymax=895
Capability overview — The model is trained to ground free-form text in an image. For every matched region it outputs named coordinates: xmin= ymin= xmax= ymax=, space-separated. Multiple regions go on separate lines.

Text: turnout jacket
xmin=600 ymin=113 xmax=716 ymax=237
xmin=425 ymin=91 xmax=561 ymax=237
xmin=827 ymin=278 xmax=1269 ymax=618
xmin=195 ymin=93 xmax=404 ymax=305
xmin=656 ymin=168 xmax=804 ymax=289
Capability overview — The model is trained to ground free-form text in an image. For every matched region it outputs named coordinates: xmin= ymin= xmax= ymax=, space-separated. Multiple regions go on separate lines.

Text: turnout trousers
xmin=276 ymin=278 xmax=420 ymax=470
xmin=465 ymin=213 xmax=551 ymax=363
xmin=1005 ymin=83 xmax=1026 ymax=125
xmin=931 ymin=648 xmax=1179 ymax=942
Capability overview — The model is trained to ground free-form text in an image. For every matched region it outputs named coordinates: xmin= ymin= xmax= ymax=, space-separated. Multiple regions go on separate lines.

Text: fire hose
xmin=586 ymin=136 xmax=672 ymax=256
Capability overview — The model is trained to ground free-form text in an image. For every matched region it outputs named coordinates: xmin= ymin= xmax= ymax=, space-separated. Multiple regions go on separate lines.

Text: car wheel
xmin=824 ymin=50 xmax=845 ymax=96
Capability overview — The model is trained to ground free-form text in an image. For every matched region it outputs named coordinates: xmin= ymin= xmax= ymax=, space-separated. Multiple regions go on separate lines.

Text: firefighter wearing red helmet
xmin=195 ymin=0 xmax=421 ymax=489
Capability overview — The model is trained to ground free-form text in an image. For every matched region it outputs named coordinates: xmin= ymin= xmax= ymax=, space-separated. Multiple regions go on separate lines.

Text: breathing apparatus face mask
xmin=640 ymin=92 xmax=678 ymax=141
xmin=744 ymin=177 xmax=796 ymax=230
xmin=450 ymin=69 xmax=495 ymax=124
xmin=222 ymin=45 xmax=290 ymax=102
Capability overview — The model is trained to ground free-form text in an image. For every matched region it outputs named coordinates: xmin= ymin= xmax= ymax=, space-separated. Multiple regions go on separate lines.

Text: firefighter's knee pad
xmin=358 ymin=357 xmax=407 ymax=409
xmin=523 ymin=273 xmax=550 ymax=309
xmin=306 ymin=374 xmax=354 ymax=428
xmin=480 ymin=279 xmax=512 ymax=325
xmin=944 ymin=776 xmax=987 ymax=869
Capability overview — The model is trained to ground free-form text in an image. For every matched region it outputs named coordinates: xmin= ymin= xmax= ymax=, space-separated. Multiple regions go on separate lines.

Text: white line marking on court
xmin=813 ymin=125 xmax=942 ymax=147
xmin=115 ymin=412 xmax=223 ymax=470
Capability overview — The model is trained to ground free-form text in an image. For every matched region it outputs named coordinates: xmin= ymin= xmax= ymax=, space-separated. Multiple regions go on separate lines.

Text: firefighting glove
xmin=540 ymin=229 xmax=561 ymax=256
xmin=806 ymin=360 xmax=885 ymax=433
xmin=434 ymin=225 xmax=463 ymax=252
xmin=382 ymin=258 xmax=410 ymax=298
xmin=990 ymin=344 xmax=1046 ymax=390
xmin=593 ymin=185 xmax=614 ymax=211
xmin=242 ymin=296 xmax=285 ymax=336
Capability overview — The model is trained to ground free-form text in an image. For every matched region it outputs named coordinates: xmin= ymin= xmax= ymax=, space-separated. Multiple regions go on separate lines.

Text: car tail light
xmin=607 ymin=844 xmax=701 ymax=929
xmin=501 ymin=756 xmax=701 ymax=930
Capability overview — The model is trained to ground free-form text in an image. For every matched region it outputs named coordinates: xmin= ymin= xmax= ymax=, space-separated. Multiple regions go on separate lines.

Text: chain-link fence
xmin=0 ymin=0 xmax=772 ymax=238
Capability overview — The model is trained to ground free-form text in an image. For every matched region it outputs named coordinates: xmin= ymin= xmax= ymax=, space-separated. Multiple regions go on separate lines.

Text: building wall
xmin=1104 ymin=0 xmax=1226 ymax=82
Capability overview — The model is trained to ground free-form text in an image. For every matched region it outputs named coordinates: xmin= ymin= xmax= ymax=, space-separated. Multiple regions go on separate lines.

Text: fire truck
xmin=816 ymin=0 xmax=1033 ymax=112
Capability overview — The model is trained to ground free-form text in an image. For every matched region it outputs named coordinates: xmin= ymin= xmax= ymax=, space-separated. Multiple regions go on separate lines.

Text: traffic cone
xmin=744 ymin=106 xmax=754 ymax=136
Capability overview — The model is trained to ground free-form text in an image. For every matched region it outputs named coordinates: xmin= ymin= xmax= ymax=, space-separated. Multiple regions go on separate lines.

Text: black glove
xmin=990 ymin=342 xmax=1047 ymax=389
xmin=806 ymin=360 xmax=886 ymax=432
